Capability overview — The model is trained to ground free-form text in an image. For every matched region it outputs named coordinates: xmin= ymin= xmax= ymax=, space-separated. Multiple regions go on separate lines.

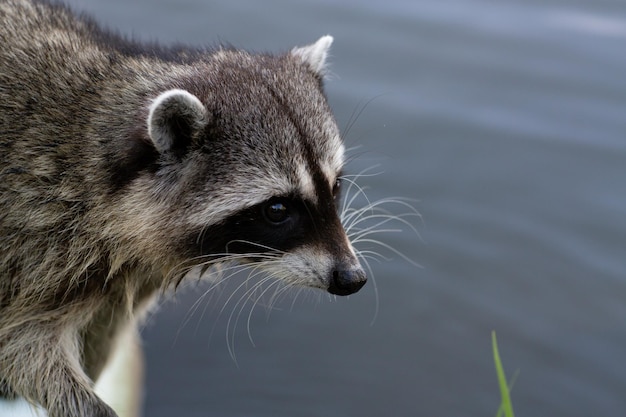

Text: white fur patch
xmin=291 ymin=35 xmax=333 ymax=76
xmin=94 ymin=326 xmax=143 ymax=417
xmin=320 ymin=137 xmax=345 ymax=189
xmin=186 ymin=173 xmax=294 ymax=227
xmin=296 ymin=160 xmax=316 ymax=202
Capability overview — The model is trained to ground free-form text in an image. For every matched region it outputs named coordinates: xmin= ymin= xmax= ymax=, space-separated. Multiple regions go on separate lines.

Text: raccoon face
xmin=145 ymin=37 xmax=366 ymax=296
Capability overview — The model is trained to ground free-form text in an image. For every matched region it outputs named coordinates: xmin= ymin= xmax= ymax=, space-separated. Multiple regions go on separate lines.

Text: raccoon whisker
xmin=227 ymin=275 xmax=266 ymax=352
xmin=343 ymin=211 xmax=381 ymax=238
xmin=342 ymin=100 xmax=367 ymax=141
xmin=346 ymin=212 xmax=416 ymax=236
xmin=340 ymin=165 xmax=384 ymax=179
xmin=343 ymin=200 xmax=422 ymax=239
xmin=270 ymin=275 xmax=305 ymax=310
xmin=353 ymin=238 xmax=422 ymax=268
xmin=224 ymin=240 xmax=287 ymax=255
xmin=359 ymin=199 xmax=422 ymax=227
xmin=342 ymin=95 xmax=386 ymax=140
xmin=347 ymin=216 xmax=416 ymax=236
xmin=339 ymin=165 xmax=384 ymax=203
xmin=340 ymin=175 xmax=371 ymax=209
xmin=341 ymin=194 xmax=390 ymax=232
xmin=167 ymin=252 xmax=280 ymax=285
xmin=288 ymin=285 xmax=307 ymax=308
xmin=178 ymin=262 xmax=254 ymax=339
xmin=339 ymin=174 xmax=379 ymax=222
xmin=265 ymin=280 xmax=308 ymax=319
xmin=179 ymin=261 xmax=280 ymax=363
xmin=219 ymin=267 xmax=268 ymax=353
xmin=193 ymin=253 xmax=279 ymax=271
xmin=341 ymin=192 xmax=371 ymax=226
xmin=346 ymin=220 xmax=421 ymax=255
xmin=344 ymin=144 xmax=363 ymax=157
xmin=177 ymin=257 xmax=277 ymax=333
xmin=342 ymin=164 xmax=385 ymax=183
xmin=235 ymin=264 xmax=319 ymax=350
xmin=292 ymin=283 xmax=323 ymax=311
xmin=350 ymin=213 xmax=419 ymax=235
xmin=352 ymin=248 xmax=380 ymax=324
xmin=349 ymin=227 xmax=406 ymax=241
xmin=226 ymin=271 xmax=282 ymax=360
xmin=268 ymin=284 xmax=293 ymax=313
xmin=345 ymin=196 xmax=420 ymax=221
xmin=218 ymin=265 xmax=271 ymax=318
xmin=166 ymin=257 xmax=221 ymax=285
xmin=197 ymin=226 xmax=280 ymax=261
xmin=180 ymin=263 xmax=269 ymax=355
xmin=193 ymin=251 xmax=278 ymax=266
xmin=244 ymin=275 xmax=289 ymax=347
xmin=253 ymin=277 xmax=285 ymax=320
xmin=181 ymin=255 xmax=279 ymax=326
xmin=347 ymin=223 xmax=419 ymax=248
xmin=352 ymin=249 xmax=393 ymax=263
xmin=196 ymin=222 xmax=211 ymax=246
xmin=339 ymin=166 xmax=384 ymax=188
xmin=341 ymin=191 xmax=421 ymax=325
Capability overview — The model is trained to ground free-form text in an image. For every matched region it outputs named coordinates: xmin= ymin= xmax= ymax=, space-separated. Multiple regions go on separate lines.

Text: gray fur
xmin=0 ymin=1 xmax=365 ymax=416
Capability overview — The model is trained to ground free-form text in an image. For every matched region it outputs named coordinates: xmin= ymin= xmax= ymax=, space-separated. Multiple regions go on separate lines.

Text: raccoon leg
xmin=0 ymin=326 xmax=118 ymax=417
xmin=44 ymin=364 xmax=117 ymax=417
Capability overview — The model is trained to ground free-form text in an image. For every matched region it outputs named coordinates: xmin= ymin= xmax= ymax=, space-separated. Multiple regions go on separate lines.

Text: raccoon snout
xmin=328 ymin=265 xmax=367 ymax=296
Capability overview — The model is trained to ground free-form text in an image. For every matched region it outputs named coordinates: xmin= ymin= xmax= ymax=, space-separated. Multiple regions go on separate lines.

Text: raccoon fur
xmin=0 ymin=0 xmax=367 ymax=416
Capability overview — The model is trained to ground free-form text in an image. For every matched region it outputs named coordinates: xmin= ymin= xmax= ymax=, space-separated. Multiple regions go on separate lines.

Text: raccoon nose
xmin=328 ymin=266 xmax=367 ymax=296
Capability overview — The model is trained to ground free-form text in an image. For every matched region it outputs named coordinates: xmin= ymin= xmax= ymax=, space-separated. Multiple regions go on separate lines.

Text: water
xmin=66 ymin=0 xmax=626 ymax=415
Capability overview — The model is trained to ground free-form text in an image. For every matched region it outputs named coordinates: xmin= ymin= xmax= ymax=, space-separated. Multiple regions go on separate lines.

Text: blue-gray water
xmin=67 ymin=0 xmax=626 ymax=416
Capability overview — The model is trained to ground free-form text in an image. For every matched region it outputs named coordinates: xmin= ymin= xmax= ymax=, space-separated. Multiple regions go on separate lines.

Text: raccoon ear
xmin=147 ymin=89 xmax=208 ymax=154
xmin=291 ymin=35 xmax=333 ymax=76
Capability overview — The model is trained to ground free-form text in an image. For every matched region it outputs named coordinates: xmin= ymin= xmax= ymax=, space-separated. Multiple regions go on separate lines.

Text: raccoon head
xmin=145 ymin=36 xmax=366 ymax=296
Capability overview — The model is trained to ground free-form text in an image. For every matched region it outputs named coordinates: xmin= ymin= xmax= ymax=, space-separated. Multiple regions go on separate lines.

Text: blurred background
xmin=66 ymin=0 xmax=626 ymax=415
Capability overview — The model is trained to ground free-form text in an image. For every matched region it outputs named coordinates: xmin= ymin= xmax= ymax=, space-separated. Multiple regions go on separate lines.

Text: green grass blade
xmin=492 ymin=331 xmax=515 ymax=417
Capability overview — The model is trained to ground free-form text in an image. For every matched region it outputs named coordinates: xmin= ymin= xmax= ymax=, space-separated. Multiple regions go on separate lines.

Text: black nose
xmin=328 ymin=267 xmax=367 ymax=296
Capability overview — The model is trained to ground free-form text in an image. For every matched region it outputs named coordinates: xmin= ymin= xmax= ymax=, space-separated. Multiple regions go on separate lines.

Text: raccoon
xmin=0 ymin=0 xmax=367 ymax=416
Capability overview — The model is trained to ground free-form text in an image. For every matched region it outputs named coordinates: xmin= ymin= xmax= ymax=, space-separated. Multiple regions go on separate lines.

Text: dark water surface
xmin=68 ymin=0 xmax=626 ymax=415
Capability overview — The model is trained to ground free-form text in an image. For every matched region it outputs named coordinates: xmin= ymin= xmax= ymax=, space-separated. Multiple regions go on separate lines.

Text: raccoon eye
xmin=263 ymin=200 xmax=290 ymax=224
xmin=332 ymin=178 xmax=341 ymax=196
xmin=332 ymin=178 xmax=342 ymax=203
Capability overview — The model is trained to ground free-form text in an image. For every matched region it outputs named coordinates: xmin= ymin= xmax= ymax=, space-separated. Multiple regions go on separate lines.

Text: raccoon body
xmin=0 ymin=1 xmax=366 ymax=416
